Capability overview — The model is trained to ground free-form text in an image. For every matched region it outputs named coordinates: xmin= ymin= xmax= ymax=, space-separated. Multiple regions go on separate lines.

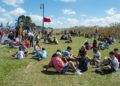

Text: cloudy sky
xmin=0 ymin=0 xmax=120 ymax=28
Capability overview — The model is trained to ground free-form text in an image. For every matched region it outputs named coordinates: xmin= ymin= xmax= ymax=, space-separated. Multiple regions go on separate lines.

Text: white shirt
xmin=110 ymin=57 xmax=119 ymax=71
xmin=16 ymin=51 xmax=24 ymax=59
xmin=93 ymin=51 xmax=101 ymax=60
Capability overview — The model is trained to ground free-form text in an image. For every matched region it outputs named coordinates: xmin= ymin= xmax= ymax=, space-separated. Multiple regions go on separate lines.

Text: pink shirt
xmin=50 ymin=56 xmax=65 ymax=73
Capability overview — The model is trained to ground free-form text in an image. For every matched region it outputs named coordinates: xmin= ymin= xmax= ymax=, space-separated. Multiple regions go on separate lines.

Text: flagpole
xmin=42 ymin=3 xmax=44 ymax=38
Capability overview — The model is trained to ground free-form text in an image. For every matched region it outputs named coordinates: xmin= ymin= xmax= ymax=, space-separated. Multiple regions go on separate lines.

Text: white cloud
xmin=29 ymin=14 xmax=42 ymax=25
xmin=63 ymin=9 xmax=76 ymax=15
xmin=0 ymin=6 xmax=6 ymax=13
xmin=2 ymin=0 xmax=24 ymax=7
xmin=60 ymin=0 xmax=76 ymax=3
xmin=9 ymin=7 xmax=26 ymax=17
xmin=1 ymin=7 xmax=120 ymax=28
xmin=81 ymin=14 xmax=87 ymax=17
xmin=49 ymin=8 xmax=120 ymax=28
xmin=0 ymin=7 xmax=26 ymax=26
xmin=105 ymin=8 xmax=117 ymax=16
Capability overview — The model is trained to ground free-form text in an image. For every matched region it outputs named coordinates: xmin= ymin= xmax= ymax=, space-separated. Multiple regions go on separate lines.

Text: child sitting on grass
xmin=32 ymin=43 xmax=41 ymax=55
xmin=62 ymin=46 xmax=76 ymax=61
xmin=33 ymin=48 xmax=47 ymax=61
xmin=53 ymin=37 xmax=59 ymax=44
xmin=91 ymin=48 xmax=101 ymax=68
xmin=19 ymin=43 xmax=28 ymax=56
xmin=15 ymin=47 xmax=25 ymax=59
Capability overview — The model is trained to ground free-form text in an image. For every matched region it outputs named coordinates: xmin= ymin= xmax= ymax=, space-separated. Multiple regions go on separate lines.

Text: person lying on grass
xmin=45 ymin=53 xmax=82 ymax=75
xmin=114 ymin=48 xmax=120 ymax=67
xmin=95 ymin=51 xmax=119 ymax=74
xmin=33 ymin=48 xmax=47 ymax=61
xmin=91 ymin=48 xmax=101 ymax=68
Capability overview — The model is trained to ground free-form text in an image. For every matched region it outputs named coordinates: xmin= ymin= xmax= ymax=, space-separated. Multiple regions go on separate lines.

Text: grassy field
xmin=0 ymin=36 xmax=120 ymax=86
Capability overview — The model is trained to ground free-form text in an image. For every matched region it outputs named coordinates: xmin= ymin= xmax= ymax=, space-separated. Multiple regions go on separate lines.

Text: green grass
xmin=0 ymin=36 xmax=120 ymax=86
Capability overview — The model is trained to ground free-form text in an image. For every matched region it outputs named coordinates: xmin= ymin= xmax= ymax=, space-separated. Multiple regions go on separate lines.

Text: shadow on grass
xmin=92 ymin=70 xmax=113 ymax=75
xmin=41 ymin=70 xmax=74 ymax=75
xmin=41 ymin=65 xmax=74 ymax=75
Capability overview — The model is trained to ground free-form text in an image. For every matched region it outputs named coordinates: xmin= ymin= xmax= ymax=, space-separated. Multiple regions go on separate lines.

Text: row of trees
xmin=67 ymin=23 xmax=120 ymax=39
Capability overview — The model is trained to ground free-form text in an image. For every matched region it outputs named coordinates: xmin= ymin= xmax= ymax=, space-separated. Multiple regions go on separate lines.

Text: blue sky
xmin=0 ymin=0 xmax=120 ymax=28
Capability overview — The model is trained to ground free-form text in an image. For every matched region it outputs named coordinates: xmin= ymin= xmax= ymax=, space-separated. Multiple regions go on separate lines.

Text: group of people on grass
xmin=1 ymin=28 xmax=120 ymax=75
xmin=44 ymin=46 xmax=120 ymax=75
xmin=12 ymin=42 xmax=47 ymax=61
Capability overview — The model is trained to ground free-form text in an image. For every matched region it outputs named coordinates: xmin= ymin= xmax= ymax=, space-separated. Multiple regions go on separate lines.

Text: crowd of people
xmin=0 ymin=28 xmax=120 ymax=76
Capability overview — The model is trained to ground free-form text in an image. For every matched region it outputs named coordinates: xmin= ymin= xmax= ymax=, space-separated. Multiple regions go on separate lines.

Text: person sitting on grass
xmin=15 ymin=47 xmax=25 ymax=59
xmin=104 ymin=40 xmax=110 ymax=49
xmin=114 ymin=48 xmax=120 ymax=67
xmin=53 ymin=37 xmax=59 ymax=44
xmin=33 ymin=48 xmax=47 ymax=61
xmin=84 ymin=40 xmax=92 ymax=50
xmin=76 ymin=50 xmax=89 ymax=72
xmin=62 ymin=46 xmax=75 ymax=61
xmin=77 ymin=46 xmax=86 ymax=57
xmin=95 ymin=51 xmax=119 ymax=74
xmin=65 ymin=34 xmax=72 ymax=43
xmin=30 ymin=43 xmax=41 ymax=55
xmin=98 ymin=41 xmax=104 ymax=50
xmin=45 ymin=53 xmax=82 ymax=75
xmin=91 ymin=48 xmax=101 ymax=68
xmin=19 ymin=43 xmax=28 ymax=56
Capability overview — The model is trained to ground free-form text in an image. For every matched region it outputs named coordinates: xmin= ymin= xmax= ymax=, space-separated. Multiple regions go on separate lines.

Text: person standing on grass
xmin=93 ymin=39 xmax=97 ymax=51
xmin=35 ymin=34 xmax=40 ymax=44
xmin=29 ymin=31 xmax=34 ymax=47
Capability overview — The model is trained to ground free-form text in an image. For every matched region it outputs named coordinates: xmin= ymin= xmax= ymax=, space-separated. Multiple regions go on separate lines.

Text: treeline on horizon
xmin=58 ymin=23 xmax=120 ymax=39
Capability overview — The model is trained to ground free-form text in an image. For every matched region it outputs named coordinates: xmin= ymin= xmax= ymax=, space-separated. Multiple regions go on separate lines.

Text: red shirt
xmin=115 ymin=54 xmax=120 ymax=63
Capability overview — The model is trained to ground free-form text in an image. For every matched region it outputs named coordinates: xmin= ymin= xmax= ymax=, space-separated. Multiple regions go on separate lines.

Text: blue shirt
xmin=62 ymin=49 xmax=70 ymax=57
xmin=39 ymin=50 xmax=47 ymax=58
